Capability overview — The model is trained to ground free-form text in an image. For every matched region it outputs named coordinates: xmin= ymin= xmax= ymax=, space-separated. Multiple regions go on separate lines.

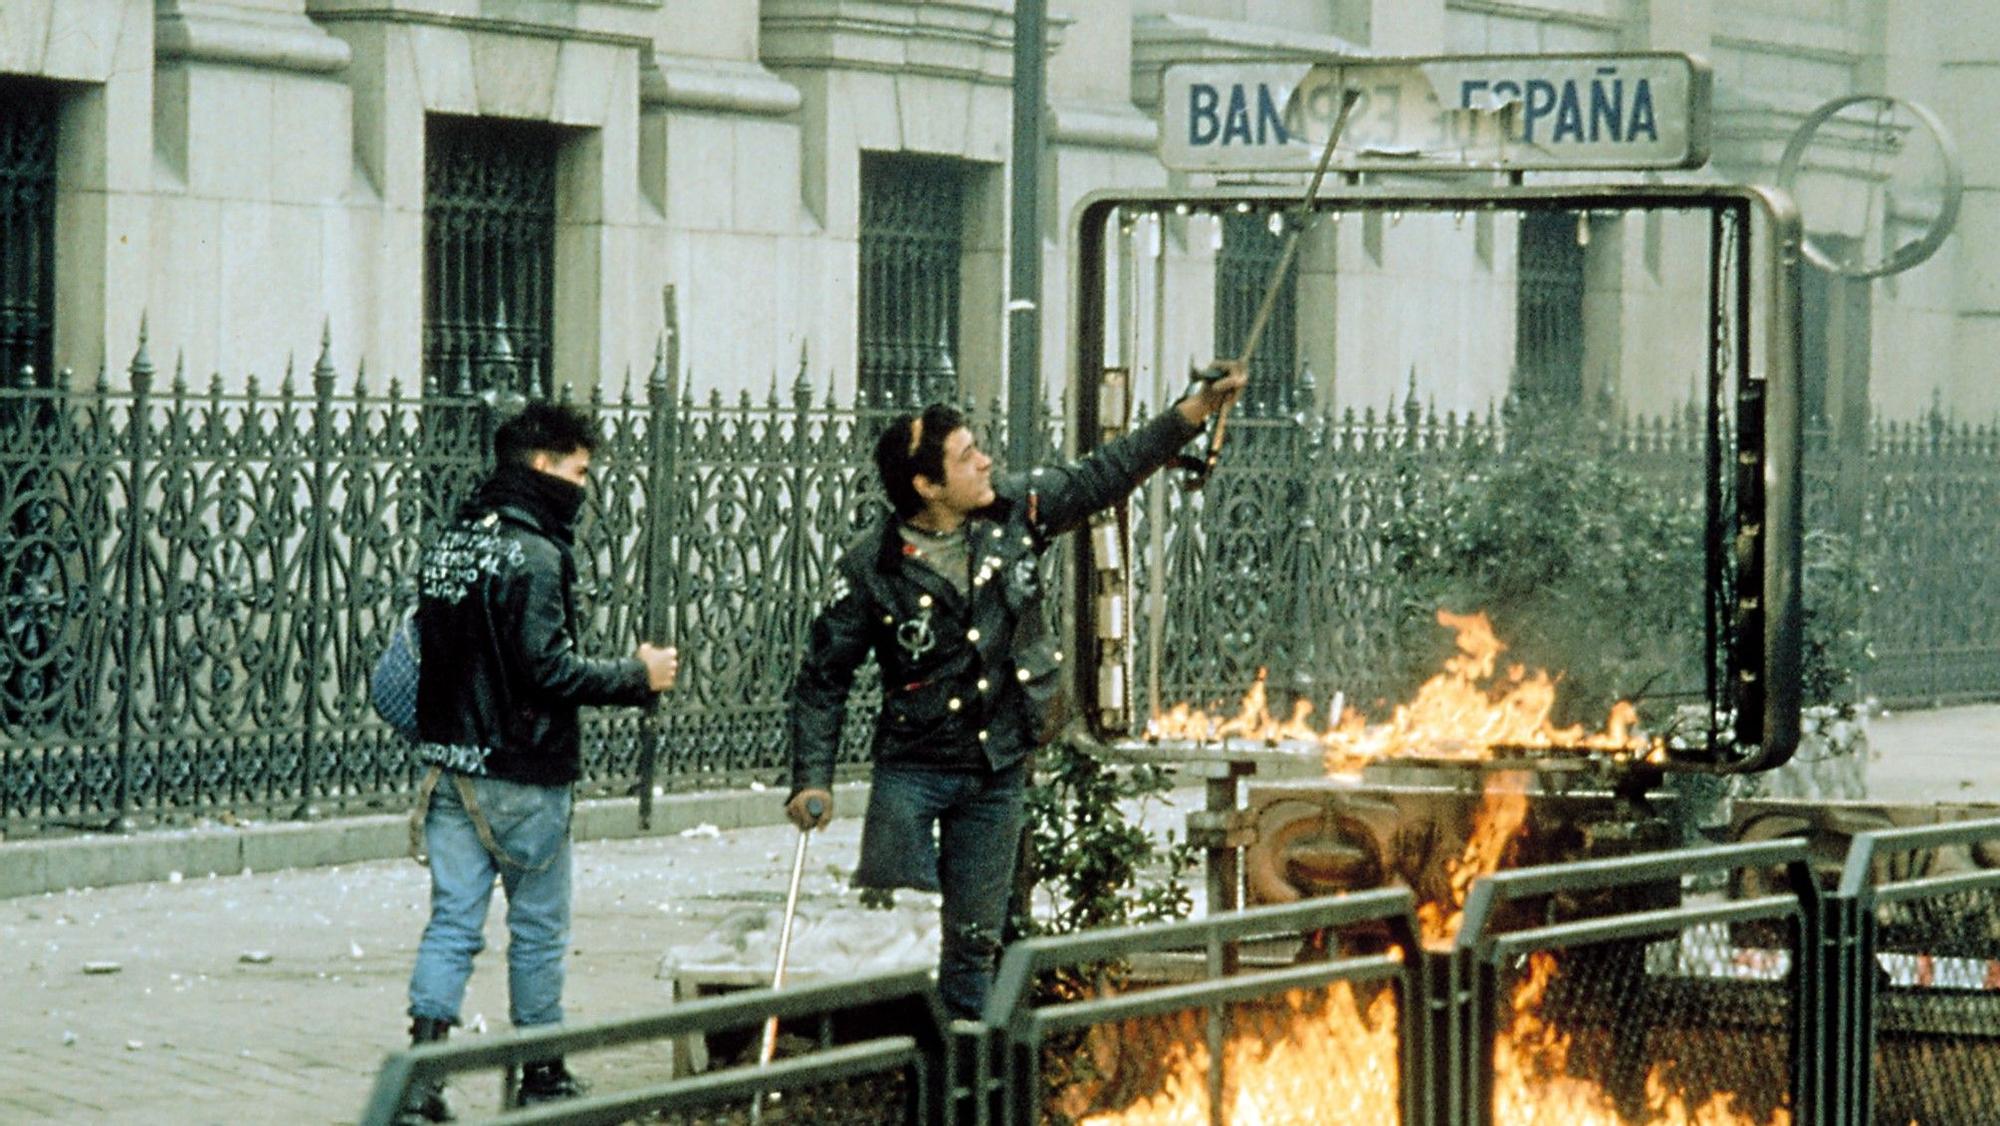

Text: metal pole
xmin=1006 ymin=0 xmax=1046 ymax=466
xmin=751 ymin=796 xmax=822 ymax=1123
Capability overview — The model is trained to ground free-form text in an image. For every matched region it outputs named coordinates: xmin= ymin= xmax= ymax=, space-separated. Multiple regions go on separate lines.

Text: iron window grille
xmin=0 ymin=78 xmax=58 ymax=389
xmin=859 ymin=152 xmax=965 ymax=408
xmin=423 ymin=115 xmax=560 ymax=400
xmin=1515 ymin=210 xmax=1587 ymax=404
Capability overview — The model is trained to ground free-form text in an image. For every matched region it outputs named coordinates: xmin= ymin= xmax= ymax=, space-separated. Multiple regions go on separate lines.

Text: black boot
xmin=397 ymin=1017 xmax=454 ymax=1124
xmin=514 ymin=1058 xmax=588 ymax=1106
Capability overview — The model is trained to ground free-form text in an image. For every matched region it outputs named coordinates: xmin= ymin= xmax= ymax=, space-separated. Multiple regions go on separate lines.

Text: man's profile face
xmin=923 ymin=427 xmax=995 ymax=515
xmin=531 ymin=448 xmax=592 ymax=487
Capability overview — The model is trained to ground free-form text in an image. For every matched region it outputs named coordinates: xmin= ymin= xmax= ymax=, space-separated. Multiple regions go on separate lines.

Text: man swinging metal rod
xmin=1185 ymin=86 xmax=1361 ymax=490
xmin=750 ymin=793 xmax=823 ymax=1122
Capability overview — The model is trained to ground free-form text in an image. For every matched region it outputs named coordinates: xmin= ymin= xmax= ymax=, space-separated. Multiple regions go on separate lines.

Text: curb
xmin=0 ymin=782 xmax=870 ymax=901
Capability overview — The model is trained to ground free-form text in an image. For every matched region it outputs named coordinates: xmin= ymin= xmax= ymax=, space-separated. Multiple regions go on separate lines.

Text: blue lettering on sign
xmin=1590 ymin=69 xmax=1623 ymax=141
xmin=1190 ymin=83 xmax=1220 ymax=145
xmin=1629 ymin=77 xmax=1658 ymax=141
xmin=1460 ymin=68 xmax=1666 ymax=146
xmin=1257 ymin=84 xmax=1290 ymax=145
xmin=1523 ymin=79 xmax=1556 ymax=142
xmin=1189 ymin=82 xmax=1294 ymax=147
xmin=1552 ymin=80 xmax=1584 ymax=142
xmin=1223 ymin=85 xmax=1252 ymax=144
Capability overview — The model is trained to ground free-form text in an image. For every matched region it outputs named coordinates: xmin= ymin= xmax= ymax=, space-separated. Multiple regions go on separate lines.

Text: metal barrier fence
xmin=359 ymin=827 xmax=2000 ymax=1125
xmin=1835 ymin=815 xmax=2000 ymax=1126
xmin=1444 ymin=840 xmax=1819 ymax=1126
xmin=3 ymin=334 xmax=1998 ymax=832
xmin=359 ymin=970 xmax=953 ymax=1126
xmin=982 ymin=890 xmax=1422 ymax=1125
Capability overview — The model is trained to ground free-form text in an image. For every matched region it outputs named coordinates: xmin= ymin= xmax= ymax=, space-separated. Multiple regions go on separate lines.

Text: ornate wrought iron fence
xmin=1835 ymin=413 xmax=2000 ymax=706
xmin=1129 ymin=384 xmax=1992 ymax=725
xmin=0 ymin=334 xmax=1058 ymax=833
xmin=0 ymin=333 xmax=1992 ymax=833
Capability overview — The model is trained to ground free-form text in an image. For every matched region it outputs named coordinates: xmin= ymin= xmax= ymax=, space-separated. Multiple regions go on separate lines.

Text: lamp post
xmin=1007 ymin=0 xmax=1046 ymax=465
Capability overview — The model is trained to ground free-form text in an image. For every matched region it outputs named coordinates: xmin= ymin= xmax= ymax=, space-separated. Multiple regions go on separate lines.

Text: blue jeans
xmin=407 ymin=775 xmax=573 ymax=1029
xmin=853 ymin=763 xmax=1026 ymax=1021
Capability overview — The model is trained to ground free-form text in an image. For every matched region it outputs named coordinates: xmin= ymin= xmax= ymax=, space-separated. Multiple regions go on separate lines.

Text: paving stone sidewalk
xmin=0 ymin=815 xmax=875 ymax=1126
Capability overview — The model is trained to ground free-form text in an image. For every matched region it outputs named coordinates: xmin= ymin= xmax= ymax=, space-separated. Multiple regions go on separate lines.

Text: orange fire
xmin=1072 ymin=984 xmax=1401 ymax=1126
xmin=1146 ymin=610 xmax=1661 ymax=767
xmin=1068 ymin=960 xmax=1788 ymax=1125
xmin=1417 ymin=771 xmax=1531 ymax=946
xmin=1493 ymin=953 xmax=1793 ymax=1126
xmin=1112 ymin=613 xmax=1789 ymax=1124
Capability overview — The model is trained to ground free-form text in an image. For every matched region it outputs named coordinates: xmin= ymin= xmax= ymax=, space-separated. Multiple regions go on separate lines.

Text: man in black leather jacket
xmin=398 ymin=402 xmax=678 ymax=1121
xmin=784 ymin=366 xmax=1246 ymax=1020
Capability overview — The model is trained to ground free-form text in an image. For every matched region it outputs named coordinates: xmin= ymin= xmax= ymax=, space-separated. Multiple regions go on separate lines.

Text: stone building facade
xmin=0 ymin=1 xmax=1993 ymax=422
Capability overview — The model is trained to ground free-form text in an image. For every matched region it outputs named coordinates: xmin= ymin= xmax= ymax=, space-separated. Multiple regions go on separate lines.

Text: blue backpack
xmin=370 ymin=607 xmax=420 ymax=742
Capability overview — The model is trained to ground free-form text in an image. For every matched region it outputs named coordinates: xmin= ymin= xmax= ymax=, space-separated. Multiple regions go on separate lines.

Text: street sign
xmin=1161 ymin=53 xmax=1710 ymax=174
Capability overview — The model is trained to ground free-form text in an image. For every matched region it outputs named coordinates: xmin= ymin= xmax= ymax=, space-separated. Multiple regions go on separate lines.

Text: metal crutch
xmin=751 ymin=795 xmax=824 ymax=1122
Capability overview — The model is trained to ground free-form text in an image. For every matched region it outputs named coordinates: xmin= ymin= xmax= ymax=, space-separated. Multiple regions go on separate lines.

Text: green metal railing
xmin=0 ymin=331 xmax=1995 ymax=833
xmin=358 ymin=823 xmax=2000 ymax=1125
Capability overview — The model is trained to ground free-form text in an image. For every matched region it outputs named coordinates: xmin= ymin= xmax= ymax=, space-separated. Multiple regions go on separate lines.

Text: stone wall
xmin=0 ymin=0 xmax=1990 ymax=424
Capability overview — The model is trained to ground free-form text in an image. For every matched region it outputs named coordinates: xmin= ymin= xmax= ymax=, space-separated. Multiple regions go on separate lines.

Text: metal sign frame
xmin=1066 ymin=182 xmax=1803 ymax=774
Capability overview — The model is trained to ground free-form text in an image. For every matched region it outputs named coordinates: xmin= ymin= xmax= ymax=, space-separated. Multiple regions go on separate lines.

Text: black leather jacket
xmin=787 ymin=407 xmax=1200 ymax=795
xmin=413 ymin=469 xmax=653 ymax=786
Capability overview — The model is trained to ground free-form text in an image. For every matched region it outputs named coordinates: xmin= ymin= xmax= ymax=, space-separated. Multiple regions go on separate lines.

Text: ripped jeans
xmin=852 ymin=762 xmax=1026 ymax=1021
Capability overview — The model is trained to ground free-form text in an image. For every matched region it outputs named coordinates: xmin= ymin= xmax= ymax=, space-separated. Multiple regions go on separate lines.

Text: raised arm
xmin=1022 ymin=362 xmax=1248 ymax=538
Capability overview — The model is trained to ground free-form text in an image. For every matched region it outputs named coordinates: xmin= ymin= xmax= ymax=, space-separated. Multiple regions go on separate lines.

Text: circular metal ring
xmin=1775 ymin=94 xmax=1962 ymax=279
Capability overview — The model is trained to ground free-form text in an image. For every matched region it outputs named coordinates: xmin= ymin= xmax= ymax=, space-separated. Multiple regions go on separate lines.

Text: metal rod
xmin=1235 ymin=93 xmax=1352 ymax=368
xmin=1189 ymin=87 xmax=1360 ymax=490
xmin=752 ymin=798 xmax=822 ymax=1122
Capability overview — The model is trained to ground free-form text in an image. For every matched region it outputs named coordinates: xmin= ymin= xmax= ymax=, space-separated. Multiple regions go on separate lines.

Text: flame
xmin=1123 ymin=612 xmax=1787 ymax=1125
xmin=1063 ymin=961 xmax=1788 ymax=1126
xmin=1145 ymin=610 xmax=1661 ymax=766
xmin=1071 ymin=984 xmax=1400 ymax=1125
xmin=1417 ymin=771 xmax=1532 ymax=946
xmin=1492 ymin=952 xmax=1793 ymax=1126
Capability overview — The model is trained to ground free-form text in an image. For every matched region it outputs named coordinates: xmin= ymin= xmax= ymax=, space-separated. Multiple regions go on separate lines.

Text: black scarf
xmin=467 ymin=463 xmax=586 ymax=544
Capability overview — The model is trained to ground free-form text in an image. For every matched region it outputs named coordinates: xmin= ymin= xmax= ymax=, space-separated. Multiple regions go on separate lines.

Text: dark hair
xmin=874 ymin=403 xmax=967 ymax=519
xmin=492 ymin=401 xmax=600 ymax=468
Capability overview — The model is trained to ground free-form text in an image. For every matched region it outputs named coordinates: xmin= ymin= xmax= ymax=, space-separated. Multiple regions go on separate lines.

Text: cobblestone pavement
xmin=1 ymin=708 xmax=1994 ymax=1125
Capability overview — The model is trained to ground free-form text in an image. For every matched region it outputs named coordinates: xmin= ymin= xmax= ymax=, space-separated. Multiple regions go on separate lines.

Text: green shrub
xmin=1018 ymin=742 xmax=1195 ymax=938
xmin=1799 ymin=527 xmax=1875 ymax=708
xmin=1380 ymin=411 xmax=1870 ymax=722
xmin=1380 ymin=425 xmax=1706 ymax=726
